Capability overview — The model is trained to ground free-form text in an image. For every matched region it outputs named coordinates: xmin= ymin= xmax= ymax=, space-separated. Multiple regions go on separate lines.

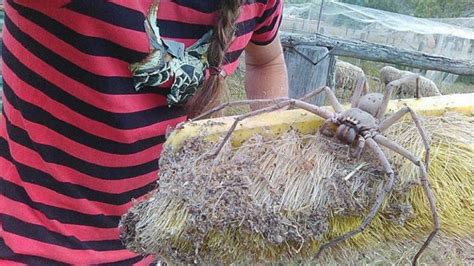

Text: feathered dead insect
xmin=129 ymin=0 xmax=213 ymax=106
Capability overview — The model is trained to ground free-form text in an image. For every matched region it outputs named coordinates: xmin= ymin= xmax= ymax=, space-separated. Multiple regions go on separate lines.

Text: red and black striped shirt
xmin=0 ymin=0 xmax=283 ymax=264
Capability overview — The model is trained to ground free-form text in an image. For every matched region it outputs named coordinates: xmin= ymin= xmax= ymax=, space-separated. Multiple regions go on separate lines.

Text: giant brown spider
xmin=185 ymin=77 xmax=439 ymax=265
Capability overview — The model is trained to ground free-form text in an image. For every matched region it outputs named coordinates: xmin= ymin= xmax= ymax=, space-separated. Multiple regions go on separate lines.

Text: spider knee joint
xmin=360 ymin=223 xmax=370 ymax=231
xmin=286 ymin=100 xmax=296 ymax=108
xmin=235 ymin=117 xmax=244 ymax=123
xmin=354 ymin=223 xmax=370 ymax=235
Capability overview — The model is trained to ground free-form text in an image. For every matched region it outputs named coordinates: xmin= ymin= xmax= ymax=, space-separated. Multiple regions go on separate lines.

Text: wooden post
xmin=284 ymin=45 xmax=330 ymax=106
xmin=327 ymin=55 xmax=337 ymax=89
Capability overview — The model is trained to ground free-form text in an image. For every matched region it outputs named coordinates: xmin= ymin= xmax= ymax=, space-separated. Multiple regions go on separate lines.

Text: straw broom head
xmin=120 ymin=113 xmax=473 ymax=264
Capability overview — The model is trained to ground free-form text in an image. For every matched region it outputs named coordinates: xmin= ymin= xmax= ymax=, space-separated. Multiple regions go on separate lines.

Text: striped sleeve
xmin=250 ymin=0 xmax=283 ymax=45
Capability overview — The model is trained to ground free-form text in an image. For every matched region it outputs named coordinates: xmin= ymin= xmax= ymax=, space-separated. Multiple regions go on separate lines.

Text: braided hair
xmin=186 ymin=0 xmax=244 ymax=117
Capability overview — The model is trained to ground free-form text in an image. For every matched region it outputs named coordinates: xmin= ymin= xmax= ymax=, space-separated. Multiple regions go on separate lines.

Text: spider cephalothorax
xmin=321 ymin=91 xmax=384 ymax=157
xmin=130 ymin=0 xmax=212 ymax=106
xmin=187 ymin=77 xmax=438 ymax=265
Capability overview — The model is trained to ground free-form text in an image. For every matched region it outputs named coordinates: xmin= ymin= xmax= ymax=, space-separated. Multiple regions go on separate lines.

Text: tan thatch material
xmin=120 ymin=113 xmax=473 ymax=264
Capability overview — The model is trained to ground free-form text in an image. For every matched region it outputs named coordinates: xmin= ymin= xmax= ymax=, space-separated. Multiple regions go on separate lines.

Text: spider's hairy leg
xmin=193 ymin=88 xmax=339 ymax=157
xmin=190 ymin=98 xmax=288 ymax=121
xmin=351 ymin=76 xmax=368 ymax=108
xmin=378 ymin=107 xmax=431 ymax=166
xmin=350 ymin=136 xmax=366 ymax=159
xmin=315 ymin=138 xmax=395 ymax=259
xmin=290 ymin=99 xmax=334 ymax=120
xmin=207 ymin=99 xmax=293 ymax=157
xmin=207 ymin=98 xmax=335 ymax=157
xmin=193 ymin=84 xmax=341 ymax=123
xmin=299 ymin=86 xmax=344 ymax=113
xmin=373 ymin=135 xmax=439 ymax=265
xmin=374 ymin=79 xmax=399 ymax=120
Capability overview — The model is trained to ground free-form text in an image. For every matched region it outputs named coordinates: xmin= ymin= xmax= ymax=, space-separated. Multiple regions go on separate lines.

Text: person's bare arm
xmin=244 ymin=35 xmax=288 ymax=103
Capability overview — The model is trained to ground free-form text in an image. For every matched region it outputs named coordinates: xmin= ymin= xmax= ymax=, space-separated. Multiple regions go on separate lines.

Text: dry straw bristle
xmin=120 ymin=113 xmax=473 ymax=264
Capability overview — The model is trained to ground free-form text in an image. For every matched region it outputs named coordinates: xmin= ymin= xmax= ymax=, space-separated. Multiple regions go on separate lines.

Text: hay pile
xmin=120 ymin=113 xmax=473 ymax=264
xmin=335 ymin=60 xmax=369 ymax=101
xmin=380 ymin=66 xmax=442 ymax=97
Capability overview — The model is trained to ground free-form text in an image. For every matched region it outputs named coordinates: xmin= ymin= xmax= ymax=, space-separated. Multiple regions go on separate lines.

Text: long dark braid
xmin=186 ymin=0 xmax=244 ymax=118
